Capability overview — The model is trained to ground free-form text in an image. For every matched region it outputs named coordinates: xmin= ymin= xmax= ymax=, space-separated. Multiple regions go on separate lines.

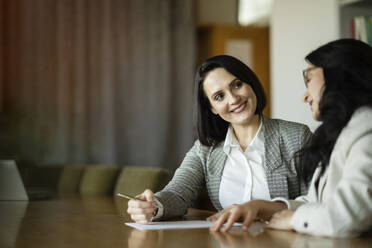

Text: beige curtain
xmin=0 ymin=0 xmax=195 ymax=170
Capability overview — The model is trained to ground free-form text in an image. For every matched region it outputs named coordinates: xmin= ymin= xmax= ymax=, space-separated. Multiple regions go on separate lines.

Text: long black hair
xmin=194 ymin=55 xmax=267 ymax=146
xmin=301 ymin=39 xmax=372 ymax=185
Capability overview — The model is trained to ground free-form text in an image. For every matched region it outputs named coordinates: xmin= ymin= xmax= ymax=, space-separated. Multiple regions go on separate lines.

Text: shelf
xmin=339 ymin=0 xmax=372 ymax=38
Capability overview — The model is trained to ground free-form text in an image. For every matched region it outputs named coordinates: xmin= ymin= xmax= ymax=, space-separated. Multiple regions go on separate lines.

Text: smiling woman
xmin=203 ymin=68 xmax=259 ymax=142
xmin=302 ymin=66 xmax=325 ymax=121
xmin=126 ymin=55 xmax=313 ymax=231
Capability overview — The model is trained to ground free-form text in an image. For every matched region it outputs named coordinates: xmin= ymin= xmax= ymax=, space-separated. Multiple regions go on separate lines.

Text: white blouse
xmin=219 ymin=121 xmax=271 ymax=209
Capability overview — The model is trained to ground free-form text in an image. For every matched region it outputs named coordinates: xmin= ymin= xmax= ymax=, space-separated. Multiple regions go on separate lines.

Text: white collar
xmin=223 ymin=119 xmax=264 ymax=154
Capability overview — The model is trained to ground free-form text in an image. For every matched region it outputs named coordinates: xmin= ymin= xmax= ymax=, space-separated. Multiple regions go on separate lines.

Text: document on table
xmin=125 ymin=220 xmax=242 ymax=230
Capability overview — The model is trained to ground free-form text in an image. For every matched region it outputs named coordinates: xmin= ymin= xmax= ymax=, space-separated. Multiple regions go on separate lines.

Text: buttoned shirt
xmin=219 ymin=121 xmax=271 ymax=209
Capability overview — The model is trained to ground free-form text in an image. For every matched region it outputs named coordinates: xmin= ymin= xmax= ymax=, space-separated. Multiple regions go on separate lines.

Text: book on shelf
xmin=351 ymin=16 xmax=372 ymax=46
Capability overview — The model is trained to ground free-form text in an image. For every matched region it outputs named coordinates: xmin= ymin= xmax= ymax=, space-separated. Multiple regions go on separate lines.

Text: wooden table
xmin=0 ymin=196 xmax=371 ymax=248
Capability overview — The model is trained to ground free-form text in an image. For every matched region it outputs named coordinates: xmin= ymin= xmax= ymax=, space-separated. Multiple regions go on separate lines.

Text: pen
xmin=117 ymin=193 xmax=159 ymax=218
xmin=116 ymin=193 xmax=140 ymax=200
xmin=117 ymin=193 xmax=158 ymax=207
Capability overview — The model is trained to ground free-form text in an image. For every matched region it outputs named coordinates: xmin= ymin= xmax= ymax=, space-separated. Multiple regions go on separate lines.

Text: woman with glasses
xmin=213 ymin=39 xmax=372 ymax=237
xmin=127 ymin=55 xmax=312 ymax=225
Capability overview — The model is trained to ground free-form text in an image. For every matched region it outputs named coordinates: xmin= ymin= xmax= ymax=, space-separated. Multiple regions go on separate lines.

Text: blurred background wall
xmin=1 ymin=0 xmax=370 ymax=171
xmin=0 ymin=0 xmax=195 ymax=170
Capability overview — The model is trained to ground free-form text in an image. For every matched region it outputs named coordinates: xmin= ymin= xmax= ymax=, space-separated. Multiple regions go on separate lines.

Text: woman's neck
xmin=231 ymin=115 xmax=261 ymax=151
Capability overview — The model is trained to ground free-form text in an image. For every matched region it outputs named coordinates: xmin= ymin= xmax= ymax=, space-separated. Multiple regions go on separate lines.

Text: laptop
xmin=0 ymin=160 xmax=54 ymax=201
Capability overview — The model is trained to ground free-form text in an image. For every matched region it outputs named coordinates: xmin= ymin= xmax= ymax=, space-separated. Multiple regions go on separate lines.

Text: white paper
xmin=125 ymin=220 xmax=242 ymax=230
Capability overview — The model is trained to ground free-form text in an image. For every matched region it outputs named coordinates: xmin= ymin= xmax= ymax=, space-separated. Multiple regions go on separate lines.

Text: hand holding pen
xmin=122 ymin=189 xmax=158 ymax=224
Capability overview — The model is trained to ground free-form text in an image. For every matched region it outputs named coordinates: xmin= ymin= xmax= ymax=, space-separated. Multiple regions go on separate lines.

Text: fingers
xmin=127 ymin=189 xmax=156 ymax=224
xmin=222 ymin=211 xmax=241 ymax=232
xmin=130 ymin=213 xmax=153 ymax=224
xmin=127 ymin=206 xmax=156 ymax=215
xmin=210 ymin=211 xmax=230 ymax=232
xmin=266 ymin=210 xmax=294 ymax=231
xmin=209 ymin=203 xmax=260 ymax=232
xmin=129 ymin=190 xmax=156 ymax=211
xmin=206 ymin=212 xmax=221 ymax=222
xmin=137 ymin=189 xmax=154 ymax=202
xmin=128 ymin=199 xmax=155 ymax=209
xmin=242 ymin=212 xmax=255 ymax=231
xmin=127 ymin=203 xmax=155 ymax=224
xmin=207 ymin=204 xmax=234 ymax=222
xmin=267 ymin=211 xmax=283 ymax=228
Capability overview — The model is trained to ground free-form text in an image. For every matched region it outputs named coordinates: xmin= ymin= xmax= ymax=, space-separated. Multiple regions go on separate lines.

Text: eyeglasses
xmin=302 ymin=67 xmax=318 ymax=87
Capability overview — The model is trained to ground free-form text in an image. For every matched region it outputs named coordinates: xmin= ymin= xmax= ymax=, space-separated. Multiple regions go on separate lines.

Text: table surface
xmin=0 ymin=196 xmax=371 ymax=248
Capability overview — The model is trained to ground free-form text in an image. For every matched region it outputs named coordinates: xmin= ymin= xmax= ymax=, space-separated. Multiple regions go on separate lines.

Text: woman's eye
xmin=214 ymin=94 xmax=223 ymax=101
xmin=233 ymin=81 xmax=243 ymax=88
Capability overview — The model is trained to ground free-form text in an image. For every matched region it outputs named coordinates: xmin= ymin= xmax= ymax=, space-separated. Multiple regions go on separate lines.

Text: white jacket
xmin=276 ymin=106 xmax=372 ymax=238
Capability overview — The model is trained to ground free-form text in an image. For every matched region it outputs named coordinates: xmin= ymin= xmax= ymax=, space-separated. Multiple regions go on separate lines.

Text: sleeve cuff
xmin=290 ymin=203 xmax=314 ymax=233
xmin=151 ymin=198 xmax=164 ymax=221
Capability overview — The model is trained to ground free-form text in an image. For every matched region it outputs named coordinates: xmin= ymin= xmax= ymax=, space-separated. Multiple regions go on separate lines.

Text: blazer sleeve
xmin=285 ymin=123 xmax=313 ymax=198
xmin=272 ymin=167 xmax=321 ymax=210
xmin=154 ymin=140 xmax=206 ymax=220
xmin=289 ymin=133 xmax=372 ymax=238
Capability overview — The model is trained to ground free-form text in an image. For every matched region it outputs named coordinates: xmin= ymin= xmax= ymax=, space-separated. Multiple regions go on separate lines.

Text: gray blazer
xmin=155 ymin=116 xmax=312 ymax=219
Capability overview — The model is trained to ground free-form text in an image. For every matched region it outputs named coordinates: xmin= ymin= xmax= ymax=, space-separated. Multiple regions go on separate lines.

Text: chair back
xmin=114 ymin=167 xmax=170 ymax=197
xmin=58 ymin=166 xmax=85 ymax=194
xmin=79 ymin=165 xmax=120 ymax=195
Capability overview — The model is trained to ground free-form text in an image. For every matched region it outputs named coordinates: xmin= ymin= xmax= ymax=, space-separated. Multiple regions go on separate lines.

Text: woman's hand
xmin=207 ymin=201 xmax=261 ymax=232
xmin=127 ymin=189 xmax=157 ymax=224
xmin=207 ymin=200 xmax=287 ymax=232
xmin=267 ymin=210 xmax=295 ymax=231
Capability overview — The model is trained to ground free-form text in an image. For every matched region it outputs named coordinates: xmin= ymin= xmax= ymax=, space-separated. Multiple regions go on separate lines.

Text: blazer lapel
xmin=206 ymin=142 xmax=227 ymax=211
xmin=206 ymin=142 xmax=227 ymax=177
xmin=262 ymin=116 xmax=290 ymax=199
xmin=262 ymin=115 xmax=282 ymax=171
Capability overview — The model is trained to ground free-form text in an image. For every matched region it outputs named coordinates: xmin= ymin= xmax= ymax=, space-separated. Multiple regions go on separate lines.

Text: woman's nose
xmin=302 ymin=91 xmax=309 ymax=103
xmin=228 ymin=93 xmax=240 ymax=104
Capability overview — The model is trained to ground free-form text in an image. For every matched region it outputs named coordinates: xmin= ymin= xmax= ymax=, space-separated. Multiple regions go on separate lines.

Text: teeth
xmin=233 ymin=103 xmax=245 ymax=112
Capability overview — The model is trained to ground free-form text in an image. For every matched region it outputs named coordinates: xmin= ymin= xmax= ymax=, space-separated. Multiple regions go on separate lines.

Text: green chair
xmin=114 ymin=167 xmax=170 ymax=197
xmin=79 ymin=165 xmax=120 ymax=196
xmin=58 ymin=165 xmax=85 ymax=194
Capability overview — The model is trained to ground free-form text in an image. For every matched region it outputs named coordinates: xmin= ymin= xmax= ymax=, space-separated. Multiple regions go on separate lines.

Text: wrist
xmin=251 ymin=200 xmax=284 ymax=220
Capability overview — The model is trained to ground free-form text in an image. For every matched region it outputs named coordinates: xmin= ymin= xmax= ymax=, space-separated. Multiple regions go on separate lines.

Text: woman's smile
xmin=230 ymin=101 xmax=247 ymax=113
